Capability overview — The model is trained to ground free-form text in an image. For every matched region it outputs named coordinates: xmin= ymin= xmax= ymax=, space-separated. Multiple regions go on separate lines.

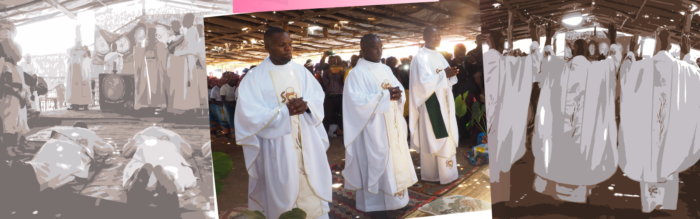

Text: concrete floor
xmin=212 ymin=134 xmax=479 ymax=213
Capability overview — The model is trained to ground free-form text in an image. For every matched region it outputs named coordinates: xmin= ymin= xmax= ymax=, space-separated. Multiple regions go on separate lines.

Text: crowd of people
xmin=207 ymin=35 xmax=487 ymax=148
xmin=487 ymin=20 xmax=700 ymax=213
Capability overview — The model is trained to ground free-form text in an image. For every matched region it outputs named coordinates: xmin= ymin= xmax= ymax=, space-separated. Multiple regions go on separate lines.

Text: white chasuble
xmin=619 ymin=51 xmax=700 ymax=212
xmin=30 ymin=139 xmax=91 ymax=191
xmin=408 ymin=48 xmax=459 ymax=185
xmin=66 ymin=47 xmax=91 ymax=106
xmin=270 ymin=69 xmax=324 ymax=219
xmin=235 ymin=57 xmax=331 ymax=219
xmin=533 ymin=45 xmax=621 ymax=203
xmin=342 ymin=59 xmax=417 ymax=212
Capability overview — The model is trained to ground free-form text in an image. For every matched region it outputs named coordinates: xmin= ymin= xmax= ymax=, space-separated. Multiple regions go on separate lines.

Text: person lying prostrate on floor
xmin=618 ymin=30 xmax=700 ymax=213
xmin=49 ymin=121 xmax=114 ymax=159
xmin=122 ymin=126 xmax=193 ymax=158
xmin=123 ymin=127 xmax=197 ymax=194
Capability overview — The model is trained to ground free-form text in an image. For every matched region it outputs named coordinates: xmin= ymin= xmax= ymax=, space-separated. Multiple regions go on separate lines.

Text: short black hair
xmin=360 ymin=33 xmax=380 ymax=50
xmin=263 ymin=26 xmax=289 ymax=45
xmin=424 ymin=26 xmax=438 ymax=36
xmin=74 ymin=121 xmax=88 ymax=129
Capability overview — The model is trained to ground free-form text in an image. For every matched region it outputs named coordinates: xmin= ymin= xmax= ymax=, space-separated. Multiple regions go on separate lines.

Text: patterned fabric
xmin=408 ymin=152 xmax=480 ymax=196
xmin=323 ymin=70 xmax=344 ymax=94
xmin=222 ymin=103 xmax=235 ymax=134
xmin=418 ymin=195 xmax=491 ymax=215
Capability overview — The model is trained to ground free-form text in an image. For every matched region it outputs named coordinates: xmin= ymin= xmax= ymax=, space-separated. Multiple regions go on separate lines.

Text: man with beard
xmin=235 ymin=26 xmax=331 ymax=219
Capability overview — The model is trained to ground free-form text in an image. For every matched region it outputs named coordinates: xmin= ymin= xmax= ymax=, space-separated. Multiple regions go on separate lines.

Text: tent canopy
xmin=0 ymin=0 xmax=230 ymax=27
xmin=480 ymin=0 xmax=700 ymax=49
xmin=205 ymin=0 xmax=480 ymax=64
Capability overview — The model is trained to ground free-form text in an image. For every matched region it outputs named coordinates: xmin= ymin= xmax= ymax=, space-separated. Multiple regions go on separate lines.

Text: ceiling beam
xmin=206 ymin=7 xmax=351 ymax=43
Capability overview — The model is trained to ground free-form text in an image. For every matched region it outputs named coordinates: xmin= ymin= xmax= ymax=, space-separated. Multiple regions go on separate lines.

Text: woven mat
xmin=408 ymin=153 xmax=481 ymax=197
xmin=219 ymin=164 xmax=435 ymax=219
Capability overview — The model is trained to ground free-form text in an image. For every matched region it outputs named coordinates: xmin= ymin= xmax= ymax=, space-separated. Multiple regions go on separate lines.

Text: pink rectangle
xmin=289 ymin=0 xmax=437 ymax=10
xmin=233 ymin=0 xmax=290 ymax=14
xmin=232 ymin=0 xmax=438 ymax=13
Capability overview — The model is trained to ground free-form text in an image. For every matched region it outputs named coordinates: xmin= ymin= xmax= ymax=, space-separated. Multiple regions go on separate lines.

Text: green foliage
xmin=241 ymin=210 xmax=266 ymax=219
xmin=212 ymin=152 xmax=233 ymax=196
xmin=466 ymin=101 xmax=487 ymax=137
xmin=279 ymin=208 xmax=307 ymax=219
xmin=455 ymin=91 xmax=469 ymax=118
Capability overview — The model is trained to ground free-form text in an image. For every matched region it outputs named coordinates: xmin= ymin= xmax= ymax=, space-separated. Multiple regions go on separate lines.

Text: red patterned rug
xmin=407 ymin=153 xmax=482 ymax=197
xmin=329 ymin=164 xmax=434 ymax=219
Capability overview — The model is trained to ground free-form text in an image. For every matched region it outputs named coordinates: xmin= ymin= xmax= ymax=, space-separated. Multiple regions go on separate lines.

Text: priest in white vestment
xmin=483 ymin=31 xmax=510 ymax=202
xmin=619 ymin=31 xmax=700 ymax=212
xmin=235 ymin=27 xmax=332 ymax=219
xmin=172 ymin=13 xmax=202 ymax=111
xmin=342 ymin=34 xmax=418 ymax=213
xmin=122 ymin=126 xmax=197 ymax=200
xmin=103 ymin=43 xmax=123 ymax=74
xmin=532 ymin=24 xmax=620 ymax=203
xmin=65 ymin=26 xmax=92 ymax=110
xmin=408 ymin=26 xmax=460 ymax=184
xmin=28 ymin=122 xmax=114 ymax=191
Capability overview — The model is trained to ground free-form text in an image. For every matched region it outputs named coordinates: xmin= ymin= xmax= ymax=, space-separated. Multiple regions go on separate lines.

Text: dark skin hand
xmin=545 ymin=22 xmax=555 ymax=46
xmin=603 ymin=22 xmax=617 ymax=45
xmin=682 ymin=34 xmax=691 ymax=60
xmin=629 ymin=34 xmax=639 ymax=58
xmin=388 ymin=86 xmax=402 ymax=101
xmin=529 ymin=19 xmax=539 ymax=43
xmin=287 ymin=97 xmax=309 ymax=116
xmin=445 ymin=66 xmax=459 ymax=78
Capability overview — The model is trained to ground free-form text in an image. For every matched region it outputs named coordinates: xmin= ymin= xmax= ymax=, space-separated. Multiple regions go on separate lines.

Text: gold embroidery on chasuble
xmin=269 ymin=70 xmax=323 ymax=219
xmin=369 ymin=67 xmax=415 ymax=198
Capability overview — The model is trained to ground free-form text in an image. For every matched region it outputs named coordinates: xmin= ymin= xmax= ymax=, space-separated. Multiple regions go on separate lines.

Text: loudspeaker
xmin=99 ymin=73 xmax=135 ymax=112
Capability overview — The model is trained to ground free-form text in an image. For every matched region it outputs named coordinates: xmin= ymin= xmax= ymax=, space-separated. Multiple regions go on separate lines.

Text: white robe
xmin=619 ymin=50 xmax=700 ymax=212
xmin=532 ymin=44 xmax=621 ymax=203
xmin=342 ymin=59 xmax=417 ymax=212
xmin=50 ymin=126 xmax=114 ymax=159
xmin=408 ymin=47 xmax=459 ymax=184
xmin=485 ymin=42 xmax=542 ymax=201
xmin=235 ymin=57 xmax=331 ymax=219
xmin=65 ymin=48 xmax=91 ymax=106
xmin=172 ymin=26 xmax=202 ymax=111
xmin=29 ymin=139 xmax=91 ymax=191
xmin=104 ymin=52 xmax=123 ymax=73
xmin=122 ymin=127 xmax=197 ymax=194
